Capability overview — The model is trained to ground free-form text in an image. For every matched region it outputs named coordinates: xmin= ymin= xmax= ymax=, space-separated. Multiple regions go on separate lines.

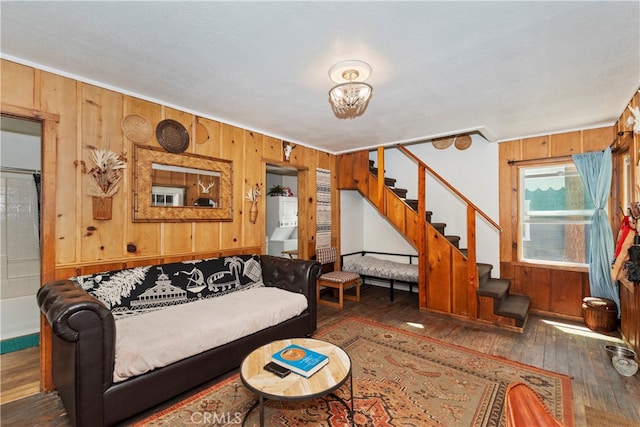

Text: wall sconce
xmin=328 ymin=60 xmax=373 ymax=119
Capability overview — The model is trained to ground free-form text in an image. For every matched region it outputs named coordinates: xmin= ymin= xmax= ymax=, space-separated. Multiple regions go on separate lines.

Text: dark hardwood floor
xmin=1 ymin=285 xmax=639 ymax=426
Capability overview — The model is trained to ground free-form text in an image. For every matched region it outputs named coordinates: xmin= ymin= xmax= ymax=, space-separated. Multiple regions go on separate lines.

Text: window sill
xmin=509 ymin=261 xmax=589 ymax=273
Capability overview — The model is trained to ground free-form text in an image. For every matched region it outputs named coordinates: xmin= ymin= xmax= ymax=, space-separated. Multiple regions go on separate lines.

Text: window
xmin=151 ymin=186 xmax=185 ymax=207
xmin=519 ymin=162 xmax=594 ymax=267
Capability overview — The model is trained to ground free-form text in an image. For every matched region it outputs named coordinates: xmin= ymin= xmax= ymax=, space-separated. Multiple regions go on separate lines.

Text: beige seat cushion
xmin=319 ymin=271 xmax=360 ymax=283
xmin=113 ymin=287 xmax=307 ymax=382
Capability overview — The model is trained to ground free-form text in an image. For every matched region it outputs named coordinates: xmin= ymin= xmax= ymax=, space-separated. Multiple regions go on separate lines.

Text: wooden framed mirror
xmin=132 ymin=145 xmax=233 ymax=222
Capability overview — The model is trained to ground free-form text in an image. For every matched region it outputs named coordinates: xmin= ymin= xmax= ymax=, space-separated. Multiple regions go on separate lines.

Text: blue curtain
xmin=572 ymin=148 xmax=620 ymax=314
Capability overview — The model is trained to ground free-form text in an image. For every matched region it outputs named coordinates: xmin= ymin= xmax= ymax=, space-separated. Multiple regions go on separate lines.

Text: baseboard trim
xmin=0 ymin=333 xmax=39 ymax=355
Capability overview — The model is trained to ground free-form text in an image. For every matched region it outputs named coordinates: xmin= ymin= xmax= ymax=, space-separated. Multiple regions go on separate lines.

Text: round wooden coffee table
xmin=240 ymin=338 xmax=353 ymax=426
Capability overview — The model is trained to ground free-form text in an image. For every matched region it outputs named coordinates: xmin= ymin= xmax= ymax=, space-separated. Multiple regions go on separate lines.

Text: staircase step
xmin=445 ymin=235 xmax=460 ymax=248
xmin=477 ymin=263 xmax=493 ymax=285
xmin=404 ymin=200 xmax=433 ymax=222
xmin=368 ymin=167 xmax=397 ymax=187
xmin=477 ymin=278 xmax=511 ymax=299
xmin=496 ymin=294 xmax=530 ymax=325
xmin=392 ymin=188 xmax=407 ymax=198
xmin=405 ymin=199 xmax=418 ymax=210
xmin=431 ymin=222 xmax=446 ymax=235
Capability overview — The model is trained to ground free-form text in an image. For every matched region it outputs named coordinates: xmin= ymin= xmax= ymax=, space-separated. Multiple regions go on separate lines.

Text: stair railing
xmin=391 ymin=144 xmax=502 ymax=318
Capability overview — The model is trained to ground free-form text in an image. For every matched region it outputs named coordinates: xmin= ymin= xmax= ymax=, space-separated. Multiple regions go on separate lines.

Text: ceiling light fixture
xmin=328 ymin=60 xmax=373 ymax=119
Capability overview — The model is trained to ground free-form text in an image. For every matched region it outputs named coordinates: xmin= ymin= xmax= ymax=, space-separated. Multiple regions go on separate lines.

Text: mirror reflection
xmin=151 ymin=163 xmax=221 ymax=208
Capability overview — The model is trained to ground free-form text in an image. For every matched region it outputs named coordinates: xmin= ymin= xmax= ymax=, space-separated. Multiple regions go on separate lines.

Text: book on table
xmin=271 ymin=344 xmax=329 ymax=378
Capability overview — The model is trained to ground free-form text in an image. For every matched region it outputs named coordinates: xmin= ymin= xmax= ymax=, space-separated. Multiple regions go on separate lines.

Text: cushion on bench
xmin=342 ymin=255 xmax=418 ymax=283
xmin=319 ymin=271 xmax=360 ymax=283
xmin=113 ymin=286 xmax=307 ymax=382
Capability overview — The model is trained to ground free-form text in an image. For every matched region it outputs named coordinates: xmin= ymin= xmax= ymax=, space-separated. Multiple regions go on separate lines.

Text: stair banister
xmin=466 ymin=204 xmax=478 ymax=318
xmin=376 ymin=146 xmax=385 ymax=211
xmin=396 ymin=145 xmax=501 ymax=231
xmin=395 ymin=144 xmax=501 ymax=317
xmin=417 ymin=165 xmax=428 ymax=308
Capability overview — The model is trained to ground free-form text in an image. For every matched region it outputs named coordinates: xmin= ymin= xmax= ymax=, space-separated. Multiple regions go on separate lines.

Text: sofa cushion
xmin=112 ymin=286 xmax=307 ymax=382
xmin=73 ymin=255 xmax=264 ymax=319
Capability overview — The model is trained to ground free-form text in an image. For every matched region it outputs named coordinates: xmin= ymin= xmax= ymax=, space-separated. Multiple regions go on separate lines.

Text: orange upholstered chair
xmin=505 ymin=382 xmax=565 ymax=427
xmin=316 ymin=246 xmax=360 ymax=309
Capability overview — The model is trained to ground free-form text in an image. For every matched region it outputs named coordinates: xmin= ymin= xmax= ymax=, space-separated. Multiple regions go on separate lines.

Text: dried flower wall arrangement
xmin=246 ymin=183 xmax=262 ymax=224
xmin=79 ymin=145 xmax=127 ymax=198
xmin=246 ymin=183 xmax=263 ymax=203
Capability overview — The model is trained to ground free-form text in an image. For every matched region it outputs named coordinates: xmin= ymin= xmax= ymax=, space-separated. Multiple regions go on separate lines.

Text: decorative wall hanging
xmin=627 ymin=104 xmax=640 ymax=133
xmin=198 ymin=179 xmax=215 ymax=194
xmin=195 ymin=118 xmax=209 ymax=144
xmin=283 ymin=143 xmax=296 ymax=161
xmin=245 ymin=183 xmax=262 ymax=224
xmin=79 ymin=145 xmax=127 ymax=220
xmin=315 ymin=168 xmax=332 ymax=249
xmin=121 ymin=114 xmax=153 ymax=143
xmin=432 ymin=134 xmax=473 ymax=150
xmin=454 ymin=135 xmax=472 ymax=150
xmin=432 ymin=137 xmax=454 ymax=150
xmin=156 ymin=119 xmax=190 ymax=153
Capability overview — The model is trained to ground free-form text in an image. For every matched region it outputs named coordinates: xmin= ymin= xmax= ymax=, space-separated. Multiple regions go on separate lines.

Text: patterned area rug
xmin=135 ymin=318 xmax=573 ymax=426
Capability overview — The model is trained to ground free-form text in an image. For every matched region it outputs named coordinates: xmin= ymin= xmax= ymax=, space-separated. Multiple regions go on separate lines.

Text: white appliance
xmin=267 ymin=196 xmax=298 ymax=257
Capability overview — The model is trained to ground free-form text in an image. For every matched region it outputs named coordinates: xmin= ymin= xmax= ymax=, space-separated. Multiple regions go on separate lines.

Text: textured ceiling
xmin=2 ymin=1 xmax=639 ymax=153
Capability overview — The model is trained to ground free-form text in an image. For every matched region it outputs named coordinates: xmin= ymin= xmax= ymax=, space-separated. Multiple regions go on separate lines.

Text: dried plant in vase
xmin=245 ymin=183 xmax=262 ymax=224
xmin=78 ymin=145 xmax=127 ymax=220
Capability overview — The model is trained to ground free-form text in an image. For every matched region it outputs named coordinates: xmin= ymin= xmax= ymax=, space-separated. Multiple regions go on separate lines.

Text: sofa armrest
xmin=260 ymin=255 xmax=321 ymax=333
xmin=37 ymin=280 xmax=116 ymax=425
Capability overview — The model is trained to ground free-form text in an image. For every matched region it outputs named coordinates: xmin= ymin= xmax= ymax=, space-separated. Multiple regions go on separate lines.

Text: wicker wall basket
xmin=121 ymin=114 xmax=153 ymax=143
xmin=92 ymin=196 xmax=113 ymax=220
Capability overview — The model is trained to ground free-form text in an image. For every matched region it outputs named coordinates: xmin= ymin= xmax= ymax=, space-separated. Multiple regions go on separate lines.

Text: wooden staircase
xmin=338 ymin=147 xmax=530 ymax=332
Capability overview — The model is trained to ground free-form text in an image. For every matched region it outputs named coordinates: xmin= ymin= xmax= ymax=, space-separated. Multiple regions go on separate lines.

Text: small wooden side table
xmin=240 ymin=338 xmax=353 ymax=426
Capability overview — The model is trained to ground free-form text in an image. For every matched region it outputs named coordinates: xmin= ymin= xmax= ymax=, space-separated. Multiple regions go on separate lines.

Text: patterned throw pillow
xmin=73 ymin=255 xmax=264 ymax=319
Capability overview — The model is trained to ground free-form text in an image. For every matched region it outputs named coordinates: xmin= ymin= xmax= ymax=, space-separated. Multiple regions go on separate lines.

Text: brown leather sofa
xmin=37 ymin=255 xmax=320 ymax=426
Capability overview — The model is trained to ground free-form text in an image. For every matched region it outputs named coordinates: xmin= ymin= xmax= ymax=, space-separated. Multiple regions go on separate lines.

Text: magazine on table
xmin=271 ymin=344 xmax=329 ymax=378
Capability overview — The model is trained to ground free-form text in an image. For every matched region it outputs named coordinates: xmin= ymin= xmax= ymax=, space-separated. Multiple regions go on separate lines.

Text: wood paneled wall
xmin=498 ymin=127 xmax=614 ymax=318
xmin=3 ymin=58 xmax=339 ymax=390
xmin=1 ymin=59 xmax=339 ymax=280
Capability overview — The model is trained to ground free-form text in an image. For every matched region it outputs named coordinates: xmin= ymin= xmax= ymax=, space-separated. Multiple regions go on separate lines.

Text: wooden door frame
xmin=2 ymin=103 xmax=59 ymax=391
xmin=264 ymin=160 xmax=309 ymax=259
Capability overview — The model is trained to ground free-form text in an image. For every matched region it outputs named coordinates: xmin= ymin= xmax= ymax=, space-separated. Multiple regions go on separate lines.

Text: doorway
xmin=0 ymin=115 xmax=43 ymax=403
xmin=0 ymin=115 xmax=42 ymax=345
xmin=265 ymin=164 xmax=299 ymax=258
